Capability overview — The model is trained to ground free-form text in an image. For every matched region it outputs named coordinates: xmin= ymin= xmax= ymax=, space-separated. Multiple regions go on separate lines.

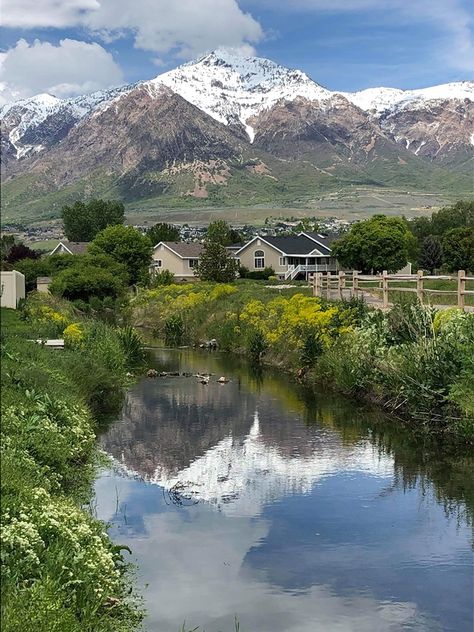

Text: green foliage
xmin=146 ymin=222 xmax=180 ymax=246
xmin=430 ymin=200 xmax=474 ymax=236
xmin=332 ymin=215 xmax=412 ymax=273
xmin=205 ymin=220 xmax=241 ymax=246
xmin=300 ymin=331 xmax=324 ymax=368
xmin=50 ymin=265 xmax=124 ymax=302
xmin=195 ymin=241 xmax=238 ymax=283
xmin=247 ymin=330 xmax=268 ymax=364
xmin=418 ymin=235 xmax=443 ymax=273
xmin=164 ymin=314 xmax=185 ymax=346
xmin=442 ymin=227 xmax=474 ymax=272
xmin=149 ymin=269 xmax=175 ymax=287
xmin=239 ymin=266 xmax=275 ymax=280
xmin=1 ymin=298 xmax=143 ymax=631
xmin=90 ymin=225 xmax=152 ymax=284
xmin=13 ymin=257 xmax=52 ymax=292
xmin=61 ymin=199 xmax=125 ymax=242
xmin=115 ymin=326 xmax=146 ymax=367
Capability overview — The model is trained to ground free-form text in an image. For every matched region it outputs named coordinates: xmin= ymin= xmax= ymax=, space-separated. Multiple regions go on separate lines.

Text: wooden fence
xmin=309 ymin=270 xmax=474 ymax=310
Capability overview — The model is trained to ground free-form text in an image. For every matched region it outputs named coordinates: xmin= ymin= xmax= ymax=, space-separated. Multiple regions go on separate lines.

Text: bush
xmin=239 ymin=266 xmax=275 ymax=280
xmin=149 ymin=269 xmax=175 ymax=286
xmin=247 ymin=330 xmax=268 ymax=364
xmin=164 ymin=314 xmax=185 ymax=346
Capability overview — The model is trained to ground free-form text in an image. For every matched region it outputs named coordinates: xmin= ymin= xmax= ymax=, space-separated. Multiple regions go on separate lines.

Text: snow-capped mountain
xmin=3 ymin=49 xmax=471 ymax=157
xmin=344 ymin=81 xmax=474 ymax=115
xmin=151 ymin=48 xmax=334 ymax=142
xmin=1 ymin=49 xmax=472 ymax=217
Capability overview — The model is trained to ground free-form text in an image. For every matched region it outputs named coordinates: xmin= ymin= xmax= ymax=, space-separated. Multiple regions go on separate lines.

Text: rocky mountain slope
xmin=1 ymin=49 xmax=472 ymax=220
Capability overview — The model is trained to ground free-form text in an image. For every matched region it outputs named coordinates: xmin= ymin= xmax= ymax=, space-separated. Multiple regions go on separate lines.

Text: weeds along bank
xmin=133 ymin=281 xmax=474 ymax=439
xmin=1 ymin=294 xmax=145 ymax=632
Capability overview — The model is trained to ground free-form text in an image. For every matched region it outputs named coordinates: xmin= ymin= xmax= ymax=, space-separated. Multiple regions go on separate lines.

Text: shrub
xmin=150 ymin=269 xmax=175 ymax=286
xmin=300 ymin=331 xmax=324 ymax=368
xmin=247 ymin=330 xmax=268 ymax=364
xmin=165 ymin=314 xmax=185 ymax=346
xmin=116 ymin=326 xmax=146 ymax=367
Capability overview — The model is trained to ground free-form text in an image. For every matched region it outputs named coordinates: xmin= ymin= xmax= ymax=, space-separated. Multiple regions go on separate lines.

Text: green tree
xmin=195 ymin=241 xmax=238 ymax=282
xmin=50 ymin=265 xmax=124 ymax=302
xmin=418 ymin=235 xmax=443 ymax=273
xmin=14 ymin=257 xmax=53 ymax=292
xmin=61 ymin=199 xmax=125 ymax=242
xmin=146 ymin=222 xmax=180 ymax=246
xmin=205 ymin=220 xmax=240 ymax=246
xmin=89 ymin=225 xmax=152 ymax=284
xmin=431 ymin=200 xmax=474 ymax=236
xmin=331 ymin=215 xmax=411 ymax=273
xmin=442 ymin=227 xmax=474 ymax=272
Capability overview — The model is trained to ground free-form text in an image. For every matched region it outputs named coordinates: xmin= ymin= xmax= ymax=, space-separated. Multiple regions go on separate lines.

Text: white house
xmin=234 ymin=232 xmax=339 ymax=280
xmin=1 ymin=270 xmax=26 ymax=309
xmin=49 ymin=241 xmax=89 ymax=255
xmin=150 ymin=233 xmax=338 ymax=281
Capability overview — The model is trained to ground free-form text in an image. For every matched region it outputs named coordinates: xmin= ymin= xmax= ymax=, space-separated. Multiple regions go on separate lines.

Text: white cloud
xmin=1 ymin=0 xmax=100 ymax=28
xmin=0 ymin=39 xmax=123 ymax=105
xmin=85 ymin=0 xmax=263 ymax=58
xmin=1 ymin=0 xmax=264 ymax=59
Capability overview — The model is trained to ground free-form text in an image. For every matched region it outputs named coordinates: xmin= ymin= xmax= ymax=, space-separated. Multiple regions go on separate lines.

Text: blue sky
xmin=1 ymin=0 xmax=473 ymax=104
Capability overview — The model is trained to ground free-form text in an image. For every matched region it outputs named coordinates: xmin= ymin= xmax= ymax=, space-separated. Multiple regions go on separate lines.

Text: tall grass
xmin=1 ymin=303 xmax=144 ymax=632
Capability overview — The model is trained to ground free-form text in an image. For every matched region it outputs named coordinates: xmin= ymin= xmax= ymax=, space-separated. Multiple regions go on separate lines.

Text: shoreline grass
xmin=1 ymin=298 xmax=145 ymax=632
xmin=133 ymin=280 xmax=474 ymax=439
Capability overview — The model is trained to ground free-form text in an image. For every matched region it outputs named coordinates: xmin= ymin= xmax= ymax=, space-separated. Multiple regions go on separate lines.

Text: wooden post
xmin=338 ymin=271 xmax=345 ymax=300
xmin=382 ymin=270 xmax=388 ymax=308
xmin=416 ymin=269 xmax=424 ymax=303
xmin=314 ymin=273 xmax=321 ymax=297
xmin=458 ymin=270 xmax=466 ymax=310
xmin=353 ymin=271 xmax=359 ymax=299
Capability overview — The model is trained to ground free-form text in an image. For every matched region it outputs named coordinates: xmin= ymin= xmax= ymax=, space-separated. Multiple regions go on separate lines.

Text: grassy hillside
xmin=2 ymin=148 xmax=472 ymax=225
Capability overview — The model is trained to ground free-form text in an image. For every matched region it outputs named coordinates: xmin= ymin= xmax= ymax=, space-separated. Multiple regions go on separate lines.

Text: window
xmin=155 ymin=259 xmax=162 ymax=268
xmin=279 ymin=257 xmax=285 ymax=266
xmin=188 ymin=259 xmax=199 ymax=269
xmin=254 ymin=250 xmax=265 ymax=269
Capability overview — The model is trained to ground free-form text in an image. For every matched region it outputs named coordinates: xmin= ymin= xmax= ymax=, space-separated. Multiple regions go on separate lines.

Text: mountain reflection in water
xmin=95 ymin=349 xmax=473 ymax=632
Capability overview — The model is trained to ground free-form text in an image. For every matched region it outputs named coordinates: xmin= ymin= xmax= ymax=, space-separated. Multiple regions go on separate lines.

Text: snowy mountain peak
xmin=344 ymin=81 xmax=474 ymax=115
xmin=149 ymin=49 xmax=332 ymax=140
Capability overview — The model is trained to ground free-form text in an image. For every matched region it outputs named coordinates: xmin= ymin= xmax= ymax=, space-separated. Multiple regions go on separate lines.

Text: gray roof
xmin=162 ymin=241 xmax=203 ymax=258
xmin=51 ymin=241 xmax=89 ymax=255
xmin=262 ymin=235 xmax=324 ymax=255
xmin=302 ymin=232 xmax=339 ymax=252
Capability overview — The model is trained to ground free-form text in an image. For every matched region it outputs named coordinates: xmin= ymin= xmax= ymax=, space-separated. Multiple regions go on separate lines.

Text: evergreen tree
xmin=418 ymin=235 xmax=443 ymax=273
xmin=195 ymin=241 xmax=238 ymax=282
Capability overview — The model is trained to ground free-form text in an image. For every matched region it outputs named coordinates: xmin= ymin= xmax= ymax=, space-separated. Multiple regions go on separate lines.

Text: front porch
xmin=282 ymin=257 xmax=338 ymax=280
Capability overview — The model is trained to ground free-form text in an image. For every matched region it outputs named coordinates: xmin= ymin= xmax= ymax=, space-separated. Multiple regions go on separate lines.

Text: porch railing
xmin=284 ymin=264 xmax=337 ymax=281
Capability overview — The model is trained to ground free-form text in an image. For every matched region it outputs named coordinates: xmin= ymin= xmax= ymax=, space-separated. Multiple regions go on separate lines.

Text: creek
xmin=94 ymin=349 xmax=473 ymax=632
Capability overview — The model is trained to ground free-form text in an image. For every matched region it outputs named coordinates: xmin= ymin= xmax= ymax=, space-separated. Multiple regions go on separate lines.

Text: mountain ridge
xmin=1 ymin=49 xmax=472 ymax=221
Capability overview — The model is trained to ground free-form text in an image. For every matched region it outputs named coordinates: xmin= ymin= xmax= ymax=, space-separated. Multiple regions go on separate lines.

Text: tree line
xmin=332 ymin=200 xmax=473 ymax=274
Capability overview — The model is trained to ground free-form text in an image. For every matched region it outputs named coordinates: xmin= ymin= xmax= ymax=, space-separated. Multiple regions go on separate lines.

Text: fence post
xmin=338 ymin=271 xmax=345 ymax=300
xmin=416 ymin=269 xmax=424 ymax=303
xmin=314 ymin=273 xmax=320 ymax=297
xmin=458 ymin=270 xmax=466 ymax=310
xmin=382 ymin=270 xmax=388 ymax=308
xmin=353 ymin=271 xmax=359 ymax=299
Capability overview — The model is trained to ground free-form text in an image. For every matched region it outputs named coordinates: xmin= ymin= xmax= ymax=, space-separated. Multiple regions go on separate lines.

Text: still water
xmin=94 ymin=349 xmax=473 ymax=632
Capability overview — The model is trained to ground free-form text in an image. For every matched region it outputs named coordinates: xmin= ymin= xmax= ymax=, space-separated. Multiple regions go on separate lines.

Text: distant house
xmin=49 ymin=241 xmax=89 ymax=255
xmin=150 ymin=242 xmax=203 ymax=280
xmin=235 ymin=233 xmax=339 ymax=280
